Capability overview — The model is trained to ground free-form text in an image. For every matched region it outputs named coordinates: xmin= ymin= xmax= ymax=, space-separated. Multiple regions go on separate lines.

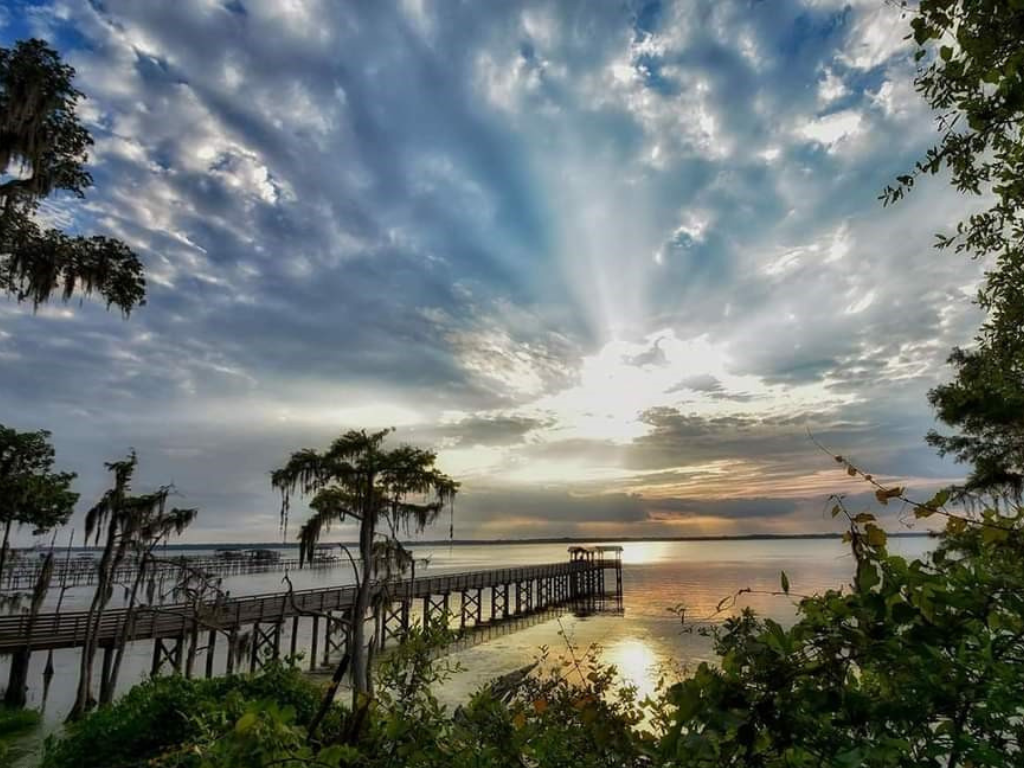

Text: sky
xmin=0 ymin=0 xmax=988 ymax=543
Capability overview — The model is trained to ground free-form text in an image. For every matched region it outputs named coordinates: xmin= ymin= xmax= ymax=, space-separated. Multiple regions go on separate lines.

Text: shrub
xmin=658 ymin=493 xmax=1024 ymax=768
xmin=0 ymin=705 xmax=41 ymax=765
xmin=42 ymin=662 xmax=331 ymax=768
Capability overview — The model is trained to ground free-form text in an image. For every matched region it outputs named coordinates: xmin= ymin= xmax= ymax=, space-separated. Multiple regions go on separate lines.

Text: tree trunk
xmin=306 ymin=653 xmax=350 ymax=743
xmin=0 ymin=519 xmax=12 ymax=586
xmin=5 ymin=553 xmax=53 ymax=708
xmin=4 ymin=650 xmax=30 ymax=708
xmin=350 ymin=508 xmax=374 ymax=703
xmin=102 ymin=552 xmax=148 ymax=705
xmin=69 ymin=521 xmax=120 ymax=721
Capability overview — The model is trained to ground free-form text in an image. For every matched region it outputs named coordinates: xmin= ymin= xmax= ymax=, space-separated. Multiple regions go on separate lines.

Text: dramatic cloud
xmin=0 ymin=0 xmax=981 ymax=542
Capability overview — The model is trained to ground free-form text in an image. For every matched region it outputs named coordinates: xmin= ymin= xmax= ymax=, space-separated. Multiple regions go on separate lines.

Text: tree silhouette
xmin=0 ymin=38 xmax=145 ymax=314
xmin=68 ymin=452 xmax=196 ymax=720
xmin=272 ymin=429 xmax=457 ymax=707
xmin=0 ymin=424 xmax=77 ymax=577
xmin=883 ymin=2 xmax=1024 ymax=496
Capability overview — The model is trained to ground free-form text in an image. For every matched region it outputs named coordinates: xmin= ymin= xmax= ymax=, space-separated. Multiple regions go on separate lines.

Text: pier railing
xmin=0 ymin=549 xmax=623 ymax=702
xmin=0 ymin=554 xmax=345 ymax=591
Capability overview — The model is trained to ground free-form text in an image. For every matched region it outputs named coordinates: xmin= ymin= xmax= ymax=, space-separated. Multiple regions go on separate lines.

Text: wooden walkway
xmin=0 ymin=561 xmax=613 ymax=652
xmin=0 ymin=550 xmax=623 ymax=695
xmin=1 ymin=554 xmax=345 ymax=591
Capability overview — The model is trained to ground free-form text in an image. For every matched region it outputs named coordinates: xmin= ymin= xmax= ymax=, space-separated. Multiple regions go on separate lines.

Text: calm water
xmin=4 ymin=537 xmax=932 ymax=731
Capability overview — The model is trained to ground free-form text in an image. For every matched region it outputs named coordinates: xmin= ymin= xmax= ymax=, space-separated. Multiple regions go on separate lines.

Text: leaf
xmin=235 ymin=712 xmax=258 ymax=733
xmin=874 ymin=487 xmax=903 ymax=505
xmin=853 ymin=513 xmax=876 ymax=524
xmin=865 ymin=524 xmax=888 ymax=547
xmin=981 ymin=525 xmax=1009 ymax=545
xmin=846 ymin=465 xmax=857 ymax=477
xmin=857 ymin=560 xmax=880 ymax=591
xmin=780 ymin=571 xmax=790 ymax=594
xmin=512 ymin=712 xmax=527 ymax=730
xmin=946 ymin=516 xmax=967 ymax=534
xmin=532 ymin=698 xmax=548 ymax=714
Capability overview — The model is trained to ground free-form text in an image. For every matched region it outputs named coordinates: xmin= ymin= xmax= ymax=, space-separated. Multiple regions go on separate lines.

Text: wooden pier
xmin=1 ymin=553 xmax=344 ymax=592
xmin=0 ymin=548 xmax=622 ymax=699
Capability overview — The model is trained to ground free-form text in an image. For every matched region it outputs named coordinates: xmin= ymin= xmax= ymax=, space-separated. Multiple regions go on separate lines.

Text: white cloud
xmin=840 ymin=4 xmax=912 ymax=70
xmin=798 ymin=109 xmax=864 ymax=150
xmin=817 ymin=67 xmax=848 ymax=104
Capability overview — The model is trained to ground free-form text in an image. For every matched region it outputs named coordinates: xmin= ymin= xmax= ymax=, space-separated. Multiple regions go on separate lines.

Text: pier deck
xmin=0 ymin=549 xmax=623 ymax=698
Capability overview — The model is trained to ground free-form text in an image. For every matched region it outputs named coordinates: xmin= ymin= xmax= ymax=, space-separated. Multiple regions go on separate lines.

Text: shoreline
xmin=20 ymin=531 xmax=933 ymax=552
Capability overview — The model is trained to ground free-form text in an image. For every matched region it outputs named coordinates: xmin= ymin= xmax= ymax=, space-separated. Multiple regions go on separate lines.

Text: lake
xmin=3 ymin=536 xmax=932 ymax=728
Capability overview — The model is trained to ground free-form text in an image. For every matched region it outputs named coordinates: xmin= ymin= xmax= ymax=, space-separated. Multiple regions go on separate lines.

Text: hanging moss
xmin=0 ymin=39 xmax=145 ymax=314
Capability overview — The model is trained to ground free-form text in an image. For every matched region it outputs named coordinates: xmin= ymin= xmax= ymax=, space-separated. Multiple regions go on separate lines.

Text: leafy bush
xmin=42 ymin=662 xmax=332 ymax=768
xmin=659 ymin=487 xmax=1024 ymax=768
xmin=40 ymin=497 xmax=1024 ymax=768
xmin=354 ymin=620 xmax=652 ymax=768
xmin=0 ymin=705 xmax=41 ymax=764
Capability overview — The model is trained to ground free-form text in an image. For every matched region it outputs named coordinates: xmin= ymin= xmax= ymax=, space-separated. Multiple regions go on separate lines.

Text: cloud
xmin=422 ymin=414 xmax=551 ymax=448
xmin=0 ymin=0 xmax=982 ymax=542
xmin=799 ymin=109 xmax=864 ymax=149
xmin=667 ymin=373 xmax=723 ymax=393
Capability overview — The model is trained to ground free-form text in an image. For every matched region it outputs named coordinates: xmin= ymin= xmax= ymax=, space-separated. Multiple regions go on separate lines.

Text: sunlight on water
xmin=603 ymin=637 xmax=661 ymax=701
xmin=620 ymin=541 xmax=677 ymax=565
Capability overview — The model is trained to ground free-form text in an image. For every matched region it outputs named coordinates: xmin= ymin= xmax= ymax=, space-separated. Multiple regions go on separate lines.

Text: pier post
xmin=289 ymin=616 xmax=299 ymax=662
xmin=185 ymin=624 xmax=199 ymax=679
xmin=151 ymin=638 xmax=162 ymax=676
xmin=205 ymin=630 xmax=217 ymax=678
xmin=99 ymin=645 xmax=114 ymax=702
xmin=3 ymin=649 xmax=31 ymax=708
xmin=310 ymin=616 xmax=320 ymax=671
xmin=173 ymin=635 xmax=184 ymax=673
xmin=322 ymin=612 xmax=333 ymax=666
xmin=226 ymin=628 xmax=239 ymax=675
xmin=249 ymin=623 xmax=260 ymax=672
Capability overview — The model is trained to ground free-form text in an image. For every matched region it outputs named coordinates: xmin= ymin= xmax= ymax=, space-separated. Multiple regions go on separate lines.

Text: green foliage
xmin=0 ymin=424 xmax=77 ymax=575
xmin=659 ymin=506 xmax=1024 ymax=767
xmin=46 ymin=494 xmax=1024 ymax=768
xmin=0 ymin=38 xmax=145 ymax=313
xmin=43 ymin=663 xmax=333 ymax=768
xmin=0 ymin=705 xmax=41 ymax=764
xmin=339 ymin=619 xmax=652 ymax=767
xmin=271 ymin=429 xmax=458 ymax=699
xmin=70 ymin=451 xmax=198 ymax=718
xmin=0 ymin=424 xmax=78 ymax=535
xmin=882 ymin=1 xmax=1024 ymax=495
xmin=271 ymin=429 xmax=459 ymax=568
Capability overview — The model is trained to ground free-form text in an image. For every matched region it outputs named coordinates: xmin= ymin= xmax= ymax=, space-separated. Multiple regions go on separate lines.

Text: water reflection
xmin=6 ymin=537 xmax=934 ymax=725
xmin=603 ymin=637 xmax=661 ymax=701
